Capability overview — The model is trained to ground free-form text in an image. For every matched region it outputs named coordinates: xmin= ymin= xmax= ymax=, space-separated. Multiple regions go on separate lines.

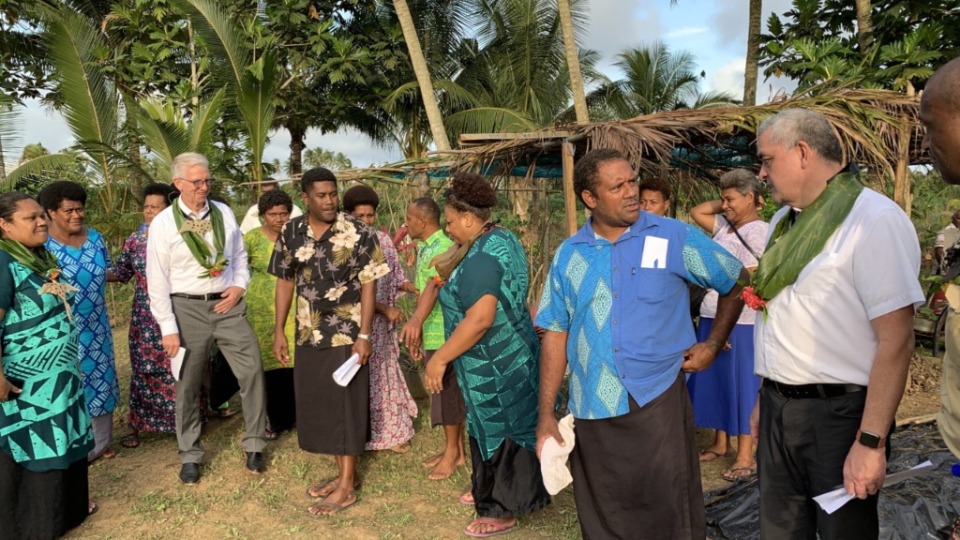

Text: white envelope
xmin=332 ymin=353 xmax=362 ymax=386
xmin=170 ymin=347 xmax=187 ymax=382
xmin=640 ymin=236 xmax=669 ymax=269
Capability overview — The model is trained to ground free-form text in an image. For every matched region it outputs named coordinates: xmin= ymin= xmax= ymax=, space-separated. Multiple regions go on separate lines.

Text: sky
xmin=12 ymin=0 xmax=798 ymax=173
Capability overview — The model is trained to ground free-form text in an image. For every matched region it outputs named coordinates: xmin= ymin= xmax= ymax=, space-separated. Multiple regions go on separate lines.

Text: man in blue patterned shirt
xmin=535 ymin=149 xmax=748 ymax=539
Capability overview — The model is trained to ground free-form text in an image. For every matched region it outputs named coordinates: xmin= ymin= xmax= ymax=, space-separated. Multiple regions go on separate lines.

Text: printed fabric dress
xmin=0 ymin=248 xmax=94 ymax=538
xmin=114 ymin=229 xmax=177 ymax=433
xmin=244 ymin=226 xmax=297 ymax=433
xmin=46 ymin=228 xmax=119 ymax=418
xmin=366 ymin=229 xmax=417 ymax=450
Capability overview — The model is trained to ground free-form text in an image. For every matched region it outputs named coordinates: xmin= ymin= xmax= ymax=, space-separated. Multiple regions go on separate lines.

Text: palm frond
xmin=2 ymin=153 xmax=87 ymax=191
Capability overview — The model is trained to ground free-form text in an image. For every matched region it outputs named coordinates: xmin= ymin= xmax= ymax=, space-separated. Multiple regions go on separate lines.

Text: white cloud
xmin=666 ymin=26 xmax=708 ymax=39
xmin=264 ymin=127 xmax=403 ymax=174
xmin=708 ymin=57 xmax=746 ymax=101
xmin=584 ymin=1 xmax=665 ymax=76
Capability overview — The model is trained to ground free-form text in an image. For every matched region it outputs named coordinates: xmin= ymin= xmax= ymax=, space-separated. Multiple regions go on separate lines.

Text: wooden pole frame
xmin=562 ymin=140 xmax=578 ymax=236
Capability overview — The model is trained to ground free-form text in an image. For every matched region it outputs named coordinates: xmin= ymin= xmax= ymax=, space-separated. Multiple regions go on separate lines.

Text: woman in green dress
xmin=0 ymin=192 xmax=95 ymax=539
xmin=244 ymin=188 xmax=296 ymax=439
xmin=424 ymin=172 xmax=550 ymax=538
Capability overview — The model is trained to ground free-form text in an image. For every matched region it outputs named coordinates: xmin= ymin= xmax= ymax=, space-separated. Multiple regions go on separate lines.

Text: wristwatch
xmin=856 ymin=429 xmax=886 ymax=449
xmin=357 ymin=333 xmax=371 ymax=341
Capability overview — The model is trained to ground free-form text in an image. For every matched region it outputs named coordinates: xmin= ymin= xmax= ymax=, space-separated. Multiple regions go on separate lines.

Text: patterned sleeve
xmin=535 ymin=247 xmax=571 ymax=332
xmin=682 ymin=224 xmax=743 ymax=295
xmin=356 ymin=225 xmax=390 ymax=285
xmin=456 ymin=251 xmax=503 ymax=310
xmin=0 ymin=251 xmax=13 ymax=314
xmin=268 ymin=221 xmax=296 ymax=281
xmin=113 ymin=233 xmax=136 ymax=284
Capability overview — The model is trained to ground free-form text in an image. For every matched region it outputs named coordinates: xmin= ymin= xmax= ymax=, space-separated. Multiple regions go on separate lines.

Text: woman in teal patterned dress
xmin=0 ymin=192 xmax=95 ymax=539
xmin=39 ymin=181 xmax=119 ymax=461
xmin=424 ymin=173 xmax=549 ymax=538
xmin=244 ymin=189 xmax=296 ymax=438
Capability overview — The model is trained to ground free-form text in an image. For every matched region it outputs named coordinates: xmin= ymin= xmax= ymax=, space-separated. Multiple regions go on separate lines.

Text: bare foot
xmin=698 ymin=447 xmax=730 ymax=462
xmin=423 ymin=452 xmax=444 ymax=468
xmin=428 ymin=452 xmax=465 ymax=480
xmin=464 ymin=517 xmax=516 ymax=536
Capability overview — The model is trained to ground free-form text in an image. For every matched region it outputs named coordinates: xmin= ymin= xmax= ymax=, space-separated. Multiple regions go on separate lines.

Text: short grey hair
xmin=171 ymin=152 xmax=210 ymax=180
xmin=719 ymin=169 xmax=764 ymax=198
xmin=757 ymin=109 xmax=844 ymax=164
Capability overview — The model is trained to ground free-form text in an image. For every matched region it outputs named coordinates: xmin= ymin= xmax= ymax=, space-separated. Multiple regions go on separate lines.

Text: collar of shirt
xmin=571 ymin=212 xmax=659 ymax=246
xmin=421 ymin=228 xmax=447 ymax=248
xmin=295 ymin=212 xmax=349 ymax=242
xmin=177 ymin=196 xmax=210 ymax=219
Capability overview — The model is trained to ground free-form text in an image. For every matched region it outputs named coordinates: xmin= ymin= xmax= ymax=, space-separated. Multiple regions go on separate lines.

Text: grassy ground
xmin=67 ymin=327 xmax=940 ymax=539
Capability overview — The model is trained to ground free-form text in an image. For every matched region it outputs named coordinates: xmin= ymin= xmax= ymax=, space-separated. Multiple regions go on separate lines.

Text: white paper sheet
xmin=813 ymin=460 xmax=935 ymax=514
xmin=170 ymin=347 xmax=187 ymax=382
xmin=640 ymin=236 xmax=669 ymax=269
xmin=333 ymin=353 xmax=362 ymax=387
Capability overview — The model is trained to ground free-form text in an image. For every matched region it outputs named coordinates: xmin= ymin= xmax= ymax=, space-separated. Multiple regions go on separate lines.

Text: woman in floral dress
xmin=343 ymin=185 xmax=417 ymax=452
xmin=113 ymin=183 xmax=178 ymax=447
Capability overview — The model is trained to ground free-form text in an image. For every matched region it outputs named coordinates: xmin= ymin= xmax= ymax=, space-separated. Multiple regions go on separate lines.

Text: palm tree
xmin=393 ymin=0 xmax=451 ymax=152
xmin=855 ymin=0 xmax=873 ymax=51
xmin=558 ymin=0 xmax=589 ymax=123
xmin=743 ymin=0 xmax=762 ymax=106
xmin=135 ymin=89 xmax=226 ymax=180
xmin=588 ymin=42 xmax=737 ymax=120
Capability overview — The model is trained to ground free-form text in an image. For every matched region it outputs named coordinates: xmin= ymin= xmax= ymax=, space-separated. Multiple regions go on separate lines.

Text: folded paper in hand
xmin=813 ymin=459 xmax=935 ymax=514
xmin=541 ymin=414 xmax=576 ymax=495
xmin=333 ymin=353 xmax=361 ymax=387
xmin=170 ymin=347 xmax=187 ymax=382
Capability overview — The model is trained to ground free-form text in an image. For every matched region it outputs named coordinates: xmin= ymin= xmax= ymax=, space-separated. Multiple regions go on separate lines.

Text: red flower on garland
xmin=431 ymin=275 xmax=446 ymax=287
xmin=741 ymin=286 xmax=767 ymax=312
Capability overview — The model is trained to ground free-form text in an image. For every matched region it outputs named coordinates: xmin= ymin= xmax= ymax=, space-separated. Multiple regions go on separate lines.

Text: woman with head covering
xmin=244 ymin=188 xmax=297 ymax=439
xmin=424 ymin=172 xmax=550 ymax=537
xmin=39 ymin=181 xmax=120 ymax=462
xmin=343 ymin=184 xmax=418 ymax=453
xmin=0 ymin=192 xmax=96 ymax=538
xmin=687 ymin=169 xmax=769 ymax=481
xmin=113 ymin=183 xmax=179 ymax=448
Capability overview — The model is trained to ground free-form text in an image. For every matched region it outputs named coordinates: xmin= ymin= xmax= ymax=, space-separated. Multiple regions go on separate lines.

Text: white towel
xmin=540 ymin=414 xmax=576 ymax=495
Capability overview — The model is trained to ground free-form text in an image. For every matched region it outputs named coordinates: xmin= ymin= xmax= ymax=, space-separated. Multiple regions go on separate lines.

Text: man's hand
xmin=400 ymin=315 xmax=423 ymax=350
xmin=273 ymin=328 xmax=290 ymax=366
xmin=424 ymin=356 xmax=447 ymax=394
xmin=535 ymin=414 xmax=565 ymax=460
xmin=0 ymin=375 xmax=22 ymax=402
xmin=214 ymin=286 xmax=245 ymax=314
xmin=749 ymin=395 xmax=761 ymax=448
xmin=401 ymin=282 xmax=419 ymax=295
xmin=162 ymin=334 xmax=181 ymax=359
xmin=352 ymin=336 xmax=372 ymax=366
xmin=681 ymin=341 xmax=721 ymax=372
xmin=843 ymin=443 xmax=887 ymax=499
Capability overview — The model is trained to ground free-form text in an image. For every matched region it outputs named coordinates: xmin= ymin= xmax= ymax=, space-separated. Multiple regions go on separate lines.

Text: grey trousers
xmin=171 ymin=297 xmax=266 ymax=464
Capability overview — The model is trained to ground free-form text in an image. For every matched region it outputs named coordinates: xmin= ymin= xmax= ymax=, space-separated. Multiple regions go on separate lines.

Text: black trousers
xmin=758 ymin=384 xmax=891 ymax=540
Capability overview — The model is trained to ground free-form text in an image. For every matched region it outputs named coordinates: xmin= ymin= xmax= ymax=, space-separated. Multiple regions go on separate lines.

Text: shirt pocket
xmin=793 ymin=252 xmax=842 ymax=298
xmin=632 ymin=267 xmax=672 ymax=304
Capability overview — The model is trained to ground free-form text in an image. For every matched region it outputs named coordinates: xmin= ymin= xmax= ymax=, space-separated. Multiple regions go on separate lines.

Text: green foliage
xmin=759 ymin=0 xmax=956 ymax=92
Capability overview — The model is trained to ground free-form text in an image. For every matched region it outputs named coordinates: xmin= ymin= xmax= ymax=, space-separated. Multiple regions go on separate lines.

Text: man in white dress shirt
xmin=239 ymin=178 xmax=302 ymax=234
xmin=146 ymin=152 xmax=267 ymax=484
xmin=750 ymin=109 xmax=923 ymax=539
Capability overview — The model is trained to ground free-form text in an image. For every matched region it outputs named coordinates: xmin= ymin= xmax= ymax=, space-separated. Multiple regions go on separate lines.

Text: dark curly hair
xmin=142 ymin=183 xmax=176 ymax=206
xmin=573 ymin=149 xmax=628 ymax=207
xmin=445 ymin=172 xmax=497 ymax=221
xmin=638 ymin=177 xmax=672 ymax=201
xmin=258 ymin=189 xmax=293 ymax=216
xmin=300 ymin=167 xmax=337 ymax=194
xmin=38 ymin=180 xmax=87 ymax=213
xmin=342 ymin=184 xmax=380 ymax=213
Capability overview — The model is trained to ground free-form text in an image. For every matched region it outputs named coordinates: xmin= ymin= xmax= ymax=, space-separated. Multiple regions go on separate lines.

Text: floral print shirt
xmin=268 ymin=212 xmax=389 ymax=350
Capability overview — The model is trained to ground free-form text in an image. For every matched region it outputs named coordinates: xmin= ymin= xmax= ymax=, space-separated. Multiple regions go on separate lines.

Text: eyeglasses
xmin=178 ymin=177 xmax=215 ymax=189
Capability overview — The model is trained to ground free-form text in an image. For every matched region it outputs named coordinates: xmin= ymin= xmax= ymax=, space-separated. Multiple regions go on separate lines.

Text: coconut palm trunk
xmin=558 ymin=0 xmax=588 ymax=123
xmin=743 ymin=0 xmax=762 ymax=106
xmin=393 ymin=0 xmax=451 ymax=153
xmin=855 ymin=0 xmax=873 ymax=51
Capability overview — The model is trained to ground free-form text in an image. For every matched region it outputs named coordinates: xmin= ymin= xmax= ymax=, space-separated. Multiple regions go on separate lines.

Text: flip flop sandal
xmin=463 ymin=518 xmax=517 ymax=538
xmin=721 ymin=466 xmax=757 ymax=482
xmin=265 ymin=430 xmax=279 ymax=441
xmin=120 ymin=433 xmax=140 ymax=449
xmin=698 ymin=448 xmax=731 ymax=462
xmin=306 ymin=496 xmax=359 ymax=517
xmin=459 ymin=491 xmax=474 ymax=505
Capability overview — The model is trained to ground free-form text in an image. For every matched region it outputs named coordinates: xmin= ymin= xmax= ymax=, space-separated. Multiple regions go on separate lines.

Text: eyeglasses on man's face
xmin=178 ymin=177 xmax=215 ymax=189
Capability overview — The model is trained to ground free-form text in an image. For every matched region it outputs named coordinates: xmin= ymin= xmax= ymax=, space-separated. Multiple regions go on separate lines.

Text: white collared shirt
xmin=146 ymin=197 xmax=250 ymax=336
xmin=754 ymin=189 xmax=924 ymax=386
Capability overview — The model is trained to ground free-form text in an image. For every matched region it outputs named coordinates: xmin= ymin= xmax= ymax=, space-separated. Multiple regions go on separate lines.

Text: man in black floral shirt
xmin=269 ymin=167 xmax=389 ymax=516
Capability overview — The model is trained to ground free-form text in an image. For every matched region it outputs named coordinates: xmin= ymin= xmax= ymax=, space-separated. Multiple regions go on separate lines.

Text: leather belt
xmin=767 ymin=380 xmax=865 ymax=399
xmin=171 ymin=292 xmax=224 ymax=301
